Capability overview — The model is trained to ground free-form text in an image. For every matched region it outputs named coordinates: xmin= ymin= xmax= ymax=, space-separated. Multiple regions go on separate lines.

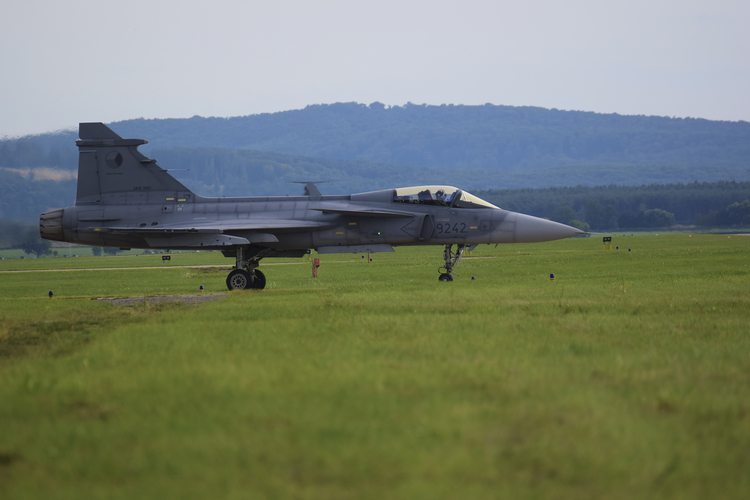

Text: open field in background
xmin=0 ymin=247 xmax=206 ymax=265
xmin=0 ymin=249 xmax=228 ymax=272
xmin=1 ymin=234 xmax=749 ymax=499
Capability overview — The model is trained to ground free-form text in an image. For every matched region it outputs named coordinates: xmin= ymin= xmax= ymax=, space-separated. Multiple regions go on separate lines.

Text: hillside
xmin=113 ymin=103 xmax=750 ymax=171
xmin=3 ymin=103 xmax=750 ymax=175
xmin=149 ymin=148 xmax=750 ymax=198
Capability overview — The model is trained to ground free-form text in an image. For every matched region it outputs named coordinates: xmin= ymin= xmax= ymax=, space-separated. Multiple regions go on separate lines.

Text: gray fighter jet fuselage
xmin=40 ymin=123 xmax=583 ymax=289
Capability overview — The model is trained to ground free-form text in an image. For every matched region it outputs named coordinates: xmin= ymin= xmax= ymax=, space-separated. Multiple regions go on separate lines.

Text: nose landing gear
xmin=439 ymin=244 xmax=466 ymax=282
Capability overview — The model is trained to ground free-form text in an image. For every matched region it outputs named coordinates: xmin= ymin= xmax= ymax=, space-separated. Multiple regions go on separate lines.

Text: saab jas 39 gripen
xmin=40 ymin=123 xmax=583 ymax=290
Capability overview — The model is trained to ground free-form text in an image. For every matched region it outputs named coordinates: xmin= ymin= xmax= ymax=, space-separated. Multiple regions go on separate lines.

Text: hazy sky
xmin=1 ymin=0 xmax=748 ymax=137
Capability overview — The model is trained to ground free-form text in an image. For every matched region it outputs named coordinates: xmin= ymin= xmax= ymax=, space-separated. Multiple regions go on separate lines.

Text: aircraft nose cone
xmin=513 ymin=213 xmax=584 ymax=243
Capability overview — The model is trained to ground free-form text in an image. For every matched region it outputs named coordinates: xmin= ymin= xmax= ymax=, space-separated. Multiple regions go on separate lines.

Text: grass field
xmin=1 ymin=234 xmax=749 ymax=499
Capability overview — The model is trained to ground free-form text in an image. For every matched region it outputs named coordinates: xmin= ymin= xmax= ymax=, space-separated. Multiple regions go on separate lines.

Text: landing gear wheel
xmin=438 ymin=244 xmax=465 ymax=281
xmin=226 ymin=269 xmax=251 ymax=290
xmin=249 ymin=269 xmax=266 ymax=290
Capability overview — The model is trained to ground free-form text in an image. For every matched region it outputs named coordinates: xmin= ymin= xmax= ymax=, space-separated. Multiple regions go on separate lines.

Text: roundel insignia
xmin=105 ymin=151 xmax=123 ymax=169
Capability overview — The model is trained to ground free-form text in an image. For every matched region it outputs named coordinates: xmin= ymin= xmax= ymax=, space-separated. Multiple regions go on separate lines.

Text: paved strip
xmin=0 ymin=260 xmax=378 ymax=273
xmin=0 ymin=263 xmax=301 ymax=273
xmin=97 ymin=293 xmax=227 ymax=306
xmin=0 ymin=255 xmax=501 ymax=274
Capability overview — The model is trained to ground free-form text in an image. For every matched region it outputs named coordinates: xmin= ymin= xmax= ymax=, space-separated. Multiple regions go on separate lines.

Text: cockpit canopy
xmin=393 ymin=185 xmax=499 ymax=209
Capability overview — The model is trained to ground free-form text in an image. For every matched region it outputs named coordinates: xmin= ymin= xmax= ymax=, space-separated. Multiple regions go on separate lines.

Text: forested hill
xmin=3 ymin=103 xmax=750 ymax=174
xmin=106 ymin=103 xmax=750 ymax=170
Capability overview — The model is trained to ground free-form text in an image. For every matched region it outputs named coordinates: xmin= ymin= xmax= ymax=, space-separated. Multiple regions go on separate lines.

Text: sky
xmin=1 ymin=0 xmax=748 ymax=137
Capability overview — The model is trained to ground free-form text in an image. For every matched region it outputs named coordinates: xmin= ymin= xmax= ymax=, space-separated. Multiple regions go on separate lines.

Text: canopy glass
xmin=393 ymin=186 xmax=499 ymax=209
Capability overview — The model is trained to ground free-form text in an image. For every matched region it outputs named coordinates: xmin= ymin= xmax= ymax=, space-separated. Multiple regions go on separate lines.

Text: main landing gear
xmin=226 ymin=246 xmax=270 ymax=290
xmin=438 ymin=244 xmax=466 ymax=282
xmin=226 ymin=269 xmax=266 ymax=290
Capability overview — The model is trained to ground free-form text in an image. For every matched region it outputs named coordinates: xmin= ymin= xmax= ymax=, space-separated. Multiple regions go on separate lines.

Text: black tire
xmin=250 ymin=269 xmax=266 ymax=290
xmin=438 ymin=273 xmax=453 ymax=282
xmin=226 ymin=269 xmax=251 ymax=290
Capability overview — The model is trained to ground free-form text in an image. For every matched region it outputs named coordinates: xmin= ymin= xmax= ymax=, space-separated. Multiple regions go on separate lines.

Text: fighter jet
xmin=40 ymin=122 xmax=583 ymax=290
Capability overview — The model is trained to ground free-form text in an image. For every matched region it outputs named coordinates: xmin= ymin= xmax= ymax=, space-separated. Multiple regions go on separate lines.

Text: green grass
xmin=1 ymin=234 xmax=749 ymax=499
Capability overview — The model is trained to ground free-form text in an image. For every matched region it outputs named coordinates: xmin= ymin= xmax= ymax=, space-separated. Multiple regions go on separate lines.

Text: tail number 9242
xmin=436 ymin=222 xmax=466 ymax=234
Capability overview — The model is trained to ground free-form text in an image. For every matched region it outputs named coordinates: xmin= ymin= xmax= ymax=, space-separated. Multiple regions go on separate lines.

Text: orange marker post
xmin=312 ymin=258 xmax=320 ymax=278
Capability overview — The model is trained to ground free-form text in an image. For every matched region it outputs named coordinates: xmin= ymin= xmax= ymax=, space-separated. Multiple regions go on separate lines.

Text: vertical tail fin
xmin=75 ymin=122 xmax=192 ymax=205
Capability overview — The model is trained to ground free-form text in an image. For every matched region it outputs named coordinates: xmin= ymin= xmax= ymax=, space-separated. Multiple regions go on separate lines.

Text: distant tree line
xmin=475 ymin=181 xmax=750 ymax=230
xmin=697 ymin=199 xmax=750 ymax=227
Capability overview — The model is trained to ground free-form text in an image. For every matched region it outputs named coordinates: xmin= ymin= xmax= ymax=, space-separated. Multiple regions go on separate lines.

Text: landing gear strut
xmin=226 ymin=246 xmax=270 ymax=290
xmin=439 ymin=244 xmax=466 ymax=282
